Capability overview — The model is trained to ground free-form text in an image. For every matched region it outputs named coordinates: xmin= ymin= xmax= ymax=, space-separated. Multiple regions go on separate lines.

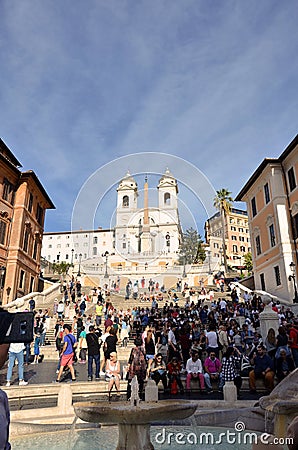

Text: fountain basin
xmin=74 ymin=400 xmax=197 ymax=450
xmin=74 ymin=400 xmax=197 ymax=425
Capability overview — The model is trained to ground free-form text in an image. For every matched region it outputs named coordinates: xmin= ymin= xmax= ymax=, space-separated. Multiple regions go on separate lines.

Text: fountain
xmin=259 ymin=368 xmax=298 ymax=438
xmin=74 ymin=376 xmax=197 ymax=450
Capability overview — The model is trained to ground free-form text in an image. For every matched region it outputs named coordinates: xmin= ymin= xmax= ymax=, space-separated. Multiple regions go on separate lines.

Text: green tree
xmin=52 ymin=261 xmax=72 ymax=276
xmin=178 ymin=228 xmax=206 ymax=265
xmin=213 ymin=189 xmax=234 ymax=274
xmin=243 ymin=252 xmax=253 ymax=274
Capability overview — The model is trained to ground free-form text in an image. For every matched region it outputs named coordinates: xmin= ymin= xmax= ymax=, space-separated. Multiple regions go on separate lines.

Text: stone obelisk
xmin=141 ymin=176 xmax=152 ymax=253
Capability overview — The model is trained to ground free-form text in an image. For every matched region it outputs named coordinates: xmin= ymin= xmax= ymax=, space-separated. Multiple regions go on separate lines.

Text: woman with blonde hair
xmin=105 ymin=352 xmax=121 ymax=396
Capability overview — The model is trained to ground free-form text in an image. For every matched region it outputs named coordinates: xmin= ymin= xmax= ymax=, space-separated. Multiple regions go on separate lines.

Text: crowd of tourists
xmin=46 ymin=280 xmax=298 ymax=399
xmin=4 ymin=277 xmax=298 ymax=398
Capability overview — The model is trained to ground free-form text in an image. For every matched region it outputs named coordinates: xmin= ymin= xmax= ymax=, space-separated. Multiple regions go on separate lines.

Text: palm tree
xmin=213 ymin=189 xmax=233 ymax=274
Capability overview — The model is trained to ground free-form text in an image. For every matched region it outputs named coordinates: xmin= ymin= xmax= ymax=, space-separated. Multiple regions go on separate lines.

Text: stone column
xmin=145 ymin=379 xmax=158 ymax=402
xmin=223 ymin=381 xmax=237 ymax=403
xmin=259 ymin=297 xmax=279 ymax=341
xmin=57 ymin=384 xmax=73 ymax=414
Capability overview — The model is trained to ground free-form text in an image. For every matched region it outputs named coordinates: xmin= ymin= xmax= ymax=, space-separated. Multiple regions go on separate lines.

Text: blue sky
xmin=1 ymin=0 xmax=297 ymax=236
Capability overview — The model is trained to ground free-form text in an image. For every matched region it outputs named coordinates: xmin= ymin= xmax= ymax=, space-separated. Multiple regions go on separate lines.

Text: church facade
xmin=42 ymin=169 xmax=182 ymax=271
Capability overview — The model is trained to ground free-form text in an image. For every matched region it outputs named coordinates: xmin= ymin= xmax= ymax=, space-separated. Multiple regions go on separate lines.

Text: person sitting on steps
xmin=249 ymin=344 xmax=275 ymax=394
xmin=105 ymin=352 xmax=121 ymax=396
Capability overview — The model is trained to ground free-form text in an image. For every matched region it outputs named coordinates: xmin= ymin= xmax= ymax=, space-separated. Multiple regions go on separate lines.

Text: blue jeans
xmin=88 ymin=354 xmax=100 ymax=379
xmin=204 ymin=372 xmax=224 ymax=390
xmin=7 ymin=351 xmax=25 ymax=381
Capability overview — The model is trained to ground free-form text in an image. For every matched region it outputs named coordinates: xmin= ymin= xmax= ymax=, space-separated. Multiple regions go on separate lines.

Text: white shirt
xmin=186 ymin=357 xmax=203 ymax=374
xmin=9 ymin=343 xmax=25 ymax=353
xmin=206 ymin=331 xmax=218 ymax=348
xmin=168 ymin=329 xmax=177 ymax=345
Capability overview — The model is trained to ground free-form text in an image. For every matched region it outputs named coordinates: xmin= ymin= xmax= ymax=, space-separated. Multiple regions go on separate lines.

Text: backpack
xmin=239 ymin=355 xmax=253 ymax=377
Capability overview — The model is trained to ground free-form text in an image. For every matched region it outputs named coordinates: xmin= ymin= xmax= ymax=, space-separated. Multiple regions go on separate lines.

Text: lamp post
xmin=71 ymin=248 xmax=74 ymax=265
xmin=77 ymin=253 xmax=82 ymax=277
xmin=104 ymin=251 xmax=109 ymax=278
xmin=182 ymin=254 xmax=186 ymax=278
xmin=289 ymin=262 xmax=298 ymax=304
xmin=205 ymin=247 xmax=212 ymax=275
xmin=0 ymin=266 xmax=6 ymax=305
xmin=219 ymin=248 xmax=223 ymax=271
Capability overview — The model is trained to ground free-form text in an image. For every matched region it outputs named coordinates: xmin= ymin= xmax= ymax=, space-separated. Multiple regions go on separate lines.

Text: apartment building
xmin=205 ymin=208 xmax=251 ymax=271
xmin=236 ymin=134 xmax=298 ymax=303
xmin=0 ymin=139 xmax=54 ymax=304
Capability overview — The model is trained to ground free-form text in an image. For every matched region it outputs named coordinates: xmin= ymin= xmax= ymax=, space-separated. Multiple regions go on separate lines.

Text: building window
xmin=269 ymin=223 xmax=276 ymax=247
xmin=2 ymin=178 xmax=15 ymax=204
xmin=19 ymin=270 xmax=25 ymax=289
xmin=123 ymin=243 xmax=126 ymax=249
xmin=122 ymin=195 xmax=129 ymax=207
xmin=66 ymin=243 xmax=70 ymax=248
xmin=93 ymin=247 xmax=97 ymax=255
xmin=231 ymin=226 xmax=236 ymax=231
xmin=260 ymin=273 xmax=266 ymax=291
xmin=65 ymin=254 xmax=69 ymax=259
xmin=231 ymin=235 xmax=237 ymax=241
xmin=36 ymin=204 xmax=44 ymax=225
xmin=164 ymin=193 xmax=170 ymax=205
xmin=30 ymin=276 xmax=34 ymax=292
xmin=288 ymin=167 xmax=296 ymax=191
xmin=293 ymin=213 xmax=298 ymax=239
xmin=33 ymin=241 xmax=38 ymax=260
xmin=264 ymin=183 xmax=270 ymax=204
xmin=28 ymin=193 xmax=33 ymax=213
xmin=23 ymin=229 xmax=29 ymax=253
xmin=251 ymin=197 xmax=257 ymax=217
xmin=274 ymin=266 xmax=281 ymax=286
xmin=239 ymin=236 xmax=245 ymax=242
xmin=0 ymin=221 xmax=7 ymax=245
xmin=94 ymin=237 xmax=98 ymax=244
xmin=238 ymin=227 xmax=244 ymax=232
xmin=255 ymin=235 xmax=262 ymax=255
xmin=232 ymin=245 xmax=238 ymax=252
xmin=165 ymin=234 xmax=170 ymax=247
xmin=57 ymin=244 xmax=61 ymax=248
xmin=240 ymin=246 xmax=246 ymax=252
xmin=213 ymin=243 xmax=219 ymax=248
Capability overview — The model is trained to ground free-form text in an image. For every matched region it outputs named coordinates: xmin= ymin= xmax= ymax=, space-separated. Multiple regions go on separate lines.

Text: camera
xmin=0 ymin=311 xmax=34 ymax=344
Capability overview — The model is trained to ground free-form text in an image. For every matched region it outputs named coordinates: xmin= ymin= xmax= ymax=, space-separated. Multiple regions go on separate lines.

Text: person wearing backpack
xmin=288 ymin=319 xmax=298 ymax=368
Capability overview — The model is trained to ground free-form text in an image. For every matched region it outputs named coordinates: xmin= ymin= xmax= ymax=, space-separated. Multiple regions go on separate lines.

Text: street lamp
xmin=77 ymin=253 xmax=82 ymax=277
xmin=182 ymin=254 xmax=186 ymax=278
xmin=289 ymin=262 xmax=298 ymax=303
xmin=104 ymin=251 xmax=109 ymax=278
xmin=71 ymin=248 xmax=74 ymax=265
xmin=205 ymin=247 xmax=212 ymax=274
xmin=0 ymin=266 xmax=6 ymax=305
